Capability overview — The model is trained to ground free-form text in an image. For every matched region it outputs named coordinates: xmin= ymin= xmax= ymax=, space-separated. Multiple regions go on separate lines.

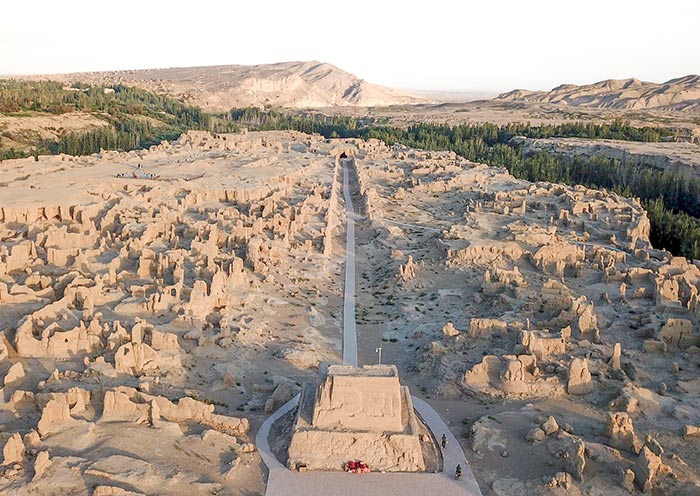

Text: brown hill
xmin=495 ymin=75 xmax=700 ymax=112
xmin=17 ymin=61 xmax=425 ymax=111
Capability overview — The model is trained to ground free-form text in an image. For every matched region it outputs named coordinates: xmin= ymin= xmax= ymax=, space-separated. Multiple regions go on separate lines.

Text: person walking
xmin=441 ymin=433 xmax=447 ymax=449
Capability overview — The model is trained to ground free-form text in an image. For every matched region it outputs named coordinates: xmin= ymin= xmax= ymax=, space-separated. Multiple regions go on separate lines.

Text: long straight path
xmin=341 ymin=160 xmax=358 ymax=366
xmin=256 ymin=157 xmax=482 ymax=495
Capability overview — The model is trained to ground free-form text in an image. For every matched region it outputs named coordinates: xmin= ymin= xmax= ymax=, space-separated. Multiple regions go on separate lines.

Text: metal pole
xmin=376 ymin=346 xmax=382 ymax=365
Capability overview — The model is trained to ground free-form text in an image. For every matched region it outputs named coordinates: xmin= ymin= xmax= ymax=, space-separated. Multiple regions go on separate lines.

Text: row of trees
xmin=646 ymin=199 xmax=700 ymax=260
xmin=0 ymin=147 xmax=31 ymax=161
xmin=226 ymin=108 xmax=674 ymax=143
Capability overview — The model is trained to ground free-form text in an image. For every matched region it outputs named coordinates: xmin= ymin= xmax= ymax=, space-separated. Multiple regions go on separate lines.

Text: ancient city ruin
xmin=0 ymin=128 xmax=698 ymax=495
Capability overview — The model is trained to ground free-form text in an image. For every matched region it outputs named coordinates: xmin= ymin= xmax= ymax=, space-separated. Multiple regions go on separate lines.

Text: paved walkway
xmin=341 ymin=159 xmax=358 ymax=366
xmin=256 ymin=158 xmax=482 ymax=495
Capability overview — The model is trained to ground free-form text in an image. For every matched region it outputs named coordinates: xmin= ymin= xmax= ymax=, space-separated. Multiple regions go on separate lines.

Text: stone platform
xmin=287 ymin=364 xmax=426 ymax=472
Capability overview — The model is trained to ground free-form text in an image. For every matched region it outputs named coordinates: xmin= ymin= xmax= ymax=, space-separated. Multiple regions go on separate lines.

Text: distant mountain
xmin=495 ymin=75 xmax=700 ymax=112
xmin=17 ymin=61 xmax=426 ymax=111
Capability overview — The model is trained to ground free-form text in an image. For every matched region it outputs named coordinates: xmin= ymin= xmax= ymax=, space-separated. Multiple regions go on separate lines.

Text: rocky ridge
xmin=17 ymin=61 xmax=425 ymax=111
xmin=496 ymin=75 xmax=700 ymax=112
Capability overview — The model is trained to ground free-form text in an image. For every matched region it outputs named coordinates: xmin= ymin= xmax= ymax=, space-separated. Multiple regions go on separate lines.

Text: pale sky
xmin=2 ymin=0 xmax=699 ymax=92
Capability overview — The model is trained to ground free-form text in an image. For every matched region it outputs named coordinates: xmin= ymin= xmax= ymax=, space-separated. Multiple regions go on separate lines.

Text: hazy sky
xmin=2 ymin=0 xmax=699 ymax=92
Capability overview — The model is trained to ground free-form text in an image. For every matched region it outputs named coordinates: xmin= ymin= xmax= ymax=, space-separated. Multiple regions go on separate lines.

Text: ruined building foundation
xmin=287 ymin=364 xmax=427 ymax=472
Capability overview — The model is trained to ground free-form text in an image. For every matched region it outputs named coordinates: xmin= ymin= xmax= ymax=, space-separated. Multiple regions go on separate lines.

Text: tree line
xmin=225 ymin=107 xmax=674 ymax=143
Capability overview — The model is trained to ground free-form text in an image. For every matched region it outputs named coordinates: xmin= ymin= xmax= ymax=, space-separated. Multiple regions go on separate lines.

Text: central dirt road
xmin=256 ymin=157 xmax=482 ymax=496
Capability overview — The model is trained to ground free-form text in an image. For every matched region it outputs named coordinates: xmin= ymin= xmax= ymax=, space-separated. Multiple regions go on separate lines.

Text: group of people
xmin=441 ymin=433 xmax=462 ymax=480
xmin=344 ymin=433 xmax=462 ymax=479
xmin=115 ymin=163 xmax=159 ymax=180
xmin=345 ymin=460 xmax=370 ymax=474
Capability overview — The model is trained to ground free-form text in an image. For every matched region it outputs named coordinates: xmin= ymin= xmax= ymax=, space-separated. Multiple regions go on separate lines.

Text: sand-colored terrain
xmin=18 ymin=62 xmax=426 ymax=111
xmin=1 ymin=130 xmax=699 ymax=495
